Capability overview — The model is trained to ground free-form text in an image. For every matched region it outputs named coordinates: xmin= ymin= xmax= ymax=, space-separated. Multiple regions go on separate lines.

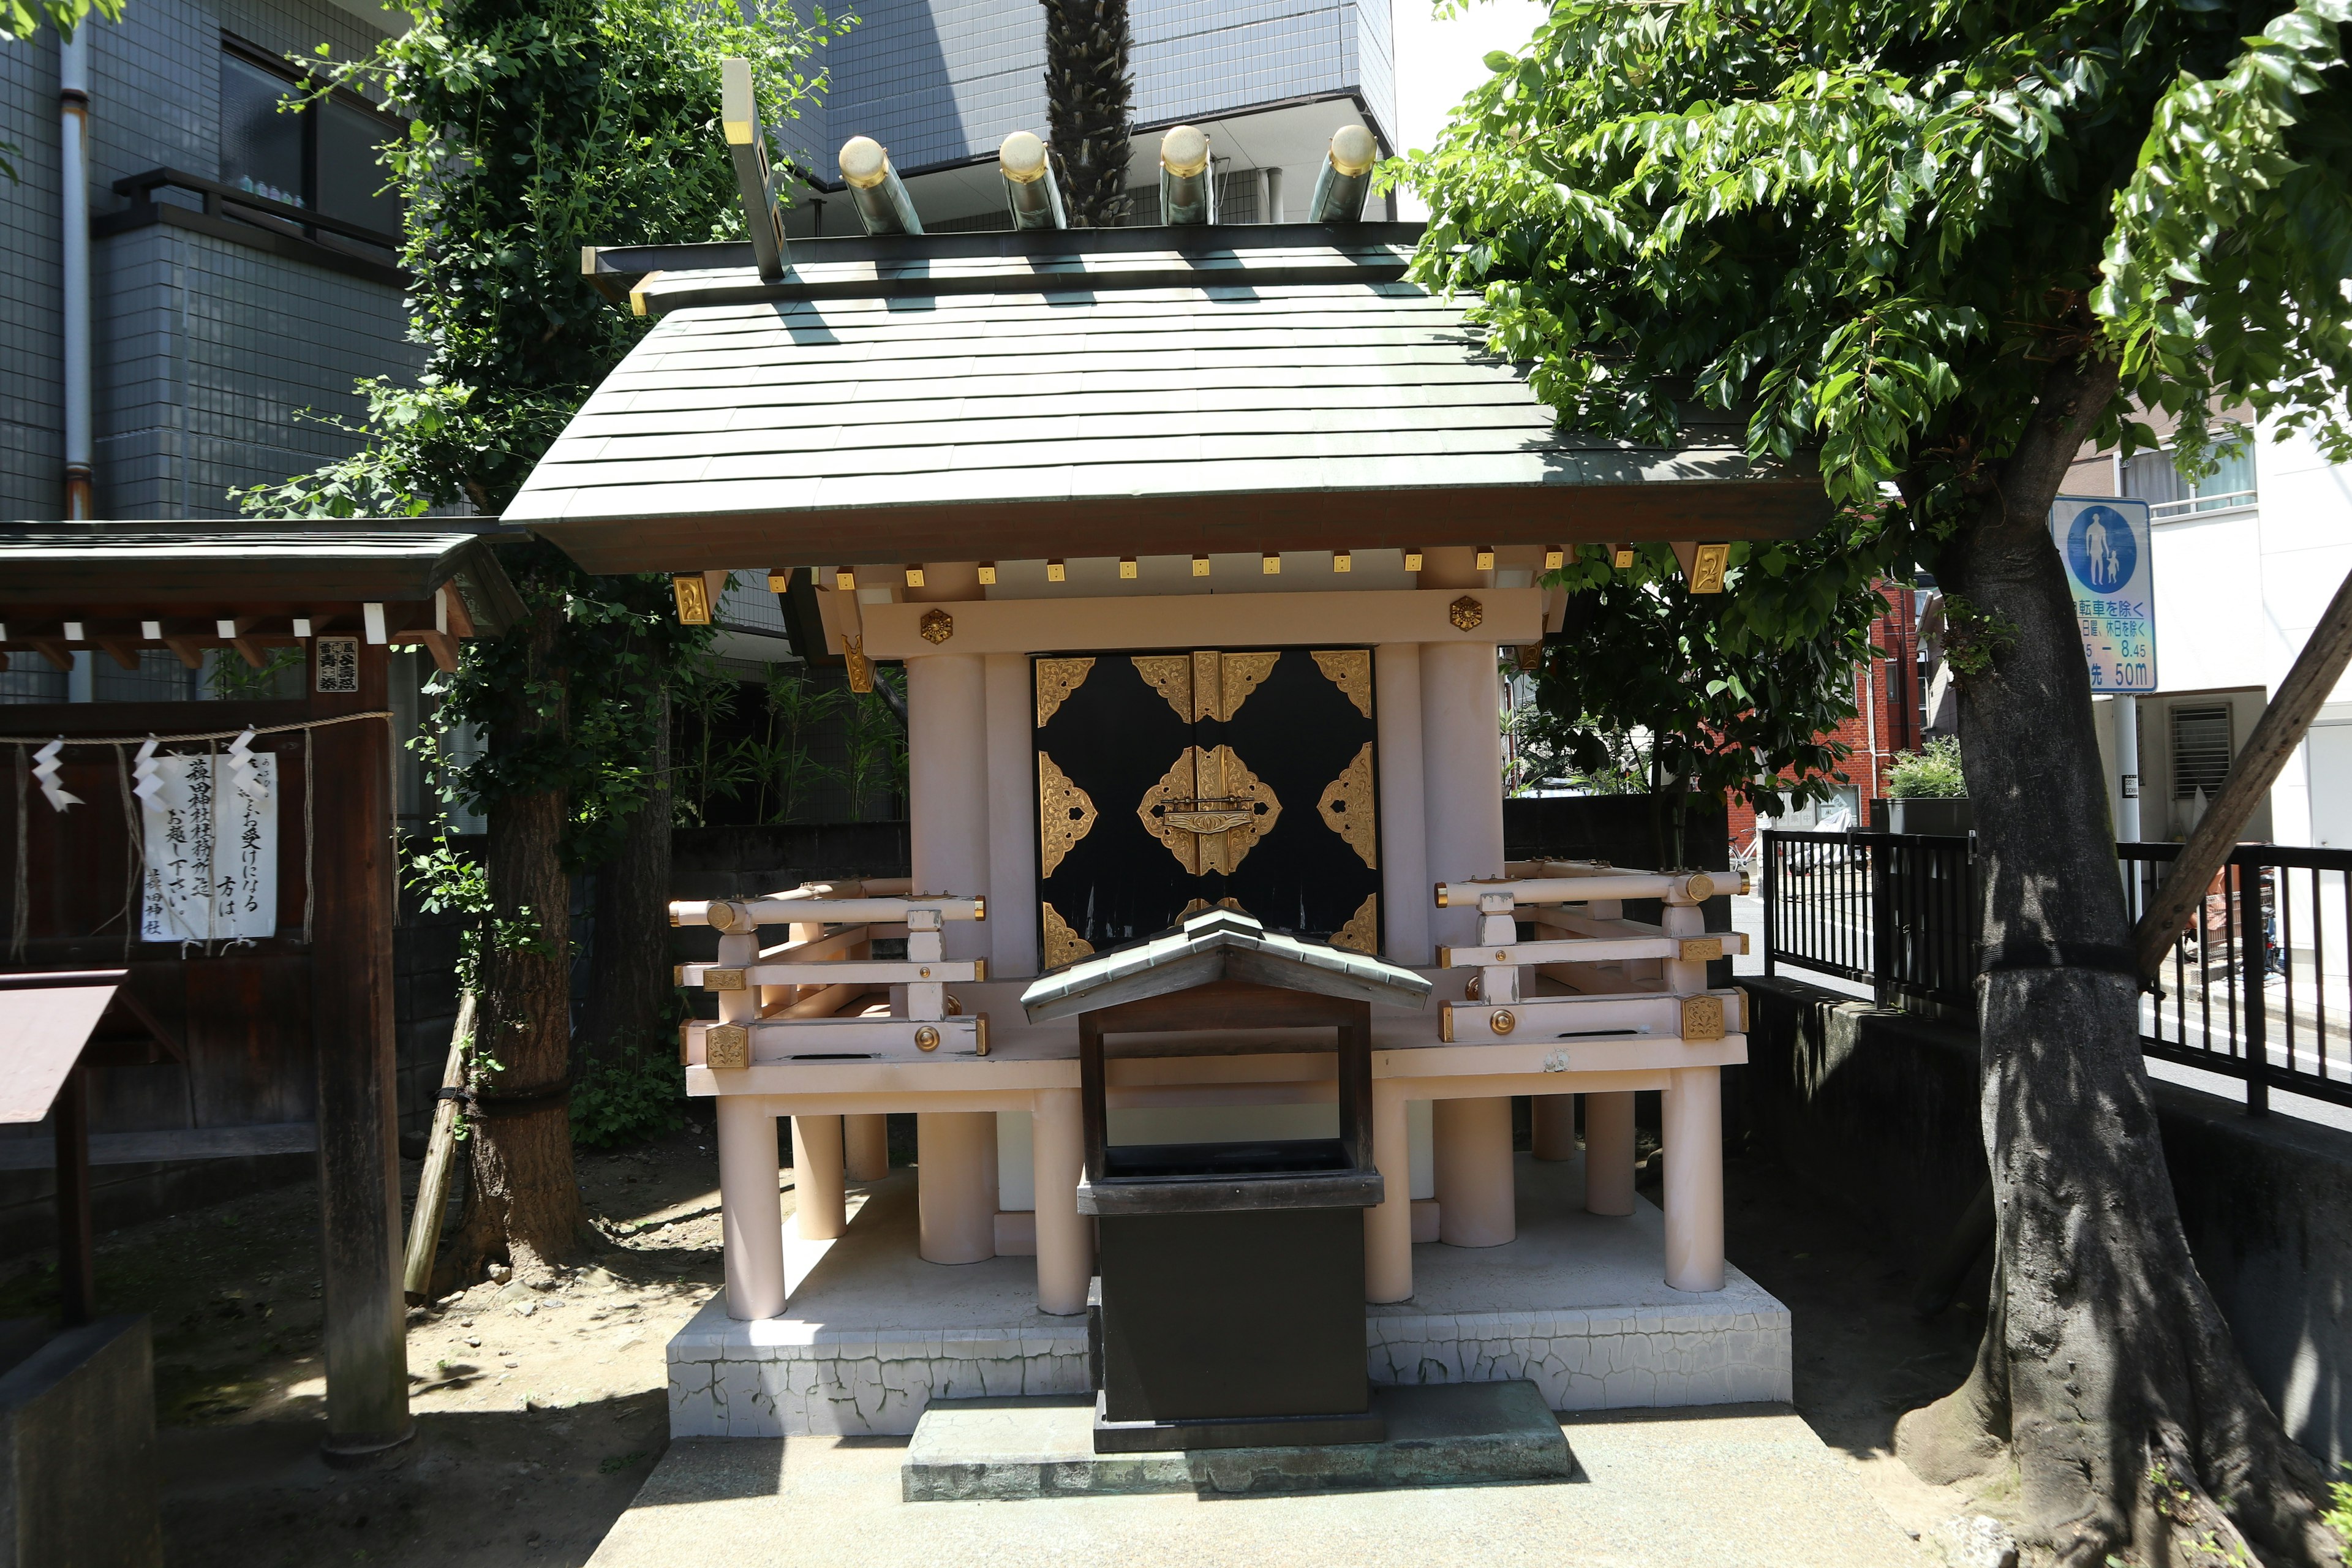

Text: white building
xmin=2070 ymin=419 xmax=2352 ymax=847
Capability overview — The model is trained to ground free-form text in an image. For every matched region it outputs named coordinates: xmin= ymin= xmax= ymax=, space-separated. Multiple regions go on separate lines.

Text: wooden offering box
xmin=1021 ymin=910 xmax=1430 ymax=1451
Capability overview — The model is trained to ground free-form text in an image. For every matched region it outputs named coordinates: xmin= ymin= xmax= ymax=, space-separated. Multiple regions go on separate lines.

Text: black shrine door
xmin=1033 ymin=649 xmax=1380 ymax=969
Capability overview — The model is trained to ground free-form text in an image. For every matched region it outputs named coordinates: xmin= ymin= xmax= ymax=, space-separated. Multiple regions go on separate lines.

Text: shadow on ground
xmin=159 ymin=1392 xmax=672 ymax=1568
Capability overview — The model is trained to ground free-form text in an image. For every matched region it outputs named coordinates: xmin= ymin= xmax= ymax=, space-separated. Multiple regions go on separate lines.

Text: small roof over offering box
xmin=1020 ymin=907 xmax=1431 ymax=1022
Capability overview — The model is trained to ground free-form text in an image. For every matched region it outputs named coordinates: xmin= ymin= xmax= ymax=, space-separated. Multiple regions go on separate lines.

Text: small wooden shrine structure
xmin=0 ymin=521 xmax=521 ymax=1457
xmin=519 ymin=101 xmax=1807 ymax=1437
xmin=1021 ymin=909 xmax=1429 ymax=1451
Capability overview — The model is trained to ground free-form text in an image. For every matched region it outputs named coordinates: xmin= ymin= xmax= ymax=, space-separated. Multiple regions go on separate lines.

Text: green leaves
xmin=1403 ymin=0 xmax=2352 ymax=565
xmin=1518 ymin=543 xmax=1887 ymax=827
xmin=0 ymin=0 xmax=119 ymax=46
xmin=2098 ymin=0 xmax=2352 ymax=470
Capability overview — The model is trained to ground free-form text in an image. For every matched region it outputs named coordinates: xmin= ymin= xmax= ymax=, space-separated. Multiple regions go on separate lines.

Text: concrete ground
xmin=587 ymin=1403 xmax=1930 ymax=1568
xmin=760 ymin=1156 xmax=1780 ymax=1331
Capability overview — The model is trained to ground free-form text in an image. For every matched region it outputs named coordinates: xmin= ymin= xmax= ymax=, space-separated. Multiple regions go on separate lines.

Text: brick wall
xmin=1727 ymin=580 xmax=1923 ymax=845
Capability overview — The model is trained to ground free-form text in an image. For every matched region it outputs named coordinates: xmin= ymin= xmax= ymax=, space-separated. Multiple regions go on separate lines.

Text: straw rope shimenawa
xmin=4 ymin=710 xmax=394 ymax=963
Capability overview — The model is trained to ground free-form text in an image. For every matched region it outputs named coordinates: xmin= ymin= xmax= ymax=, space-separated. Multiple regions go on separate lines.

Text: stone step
xmin=902 ymin=1379 xmax=1577 ymax=1501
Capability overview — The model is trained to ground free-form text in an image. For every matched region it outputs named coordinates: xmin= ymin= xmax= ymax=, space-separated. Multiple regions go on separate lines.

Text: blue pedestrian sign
xmin=2051 ymin=497 xmax=2157 ymax=692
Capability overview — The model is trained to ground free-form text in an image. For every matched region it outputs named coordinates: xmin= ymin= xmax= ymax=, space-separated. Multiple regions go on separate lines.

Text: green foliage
xmin=842 ymin=673 xmax=908 ymax=818
xmin=1520 ymin=541 xmax=1883 ymax=859
xmin=232 ymin=0 xmax=841 ymax=519
xmin=757 ymin=666 xmax=848 ymax=823
xmin=570 ymin=1044 xmax=685 ymax=1147
xmin=232 ymin=0 xmax=840 ymax=850
xmin=668 ymin=647 xmax=756 ymax=827
xmin=1400 ymin=0 xmax=2352 ymax=592
xmin=1941 ymin=595 xmax=2019 ymax=684
xmin=1888 ymin=736 xmax=1968 ymax=798
xmin=0 ymin=0 xmax=118 ymax=48
xmin=2324 ymin=1467 xmax=2352 ymax=1549
xmin=205 ymin=646 xmax=305 ymax=700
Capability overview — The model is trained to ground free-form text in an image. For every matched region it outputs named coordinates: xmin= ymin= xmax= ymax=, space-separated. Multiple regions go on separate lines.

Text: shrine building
xmin=508 ymin=91 xmax=1820 ymax=1444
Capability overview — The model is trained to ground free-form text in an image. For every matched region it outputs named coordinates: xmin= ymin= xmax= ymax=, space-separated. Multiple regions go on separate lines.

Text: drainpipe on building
xmin=59 ymin=26 xmax=94 ymax=520
xmin=2116 ymin=695 xmax=2141 ymax=843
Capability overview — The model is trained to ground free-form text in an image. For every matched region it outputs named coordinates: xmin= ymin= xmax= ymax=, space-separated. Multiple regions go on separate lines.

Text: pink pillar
xmin=1583 ymin=1090 xmax=1636 ymax=1216
xmin=917 ymin=1110 xmax=998 ymax=1264
xmin=791 ymin=1115 xmax=846 ymax=1240
xmin=714 ymin=930 xmax=783 ymax=1319
xmin=1031 ymin=1089 xmax=1091 ymax=1314
xmin=907 ymin=653 xmax=990 ymax=962
xmin=717 ymin=1098 xmax=784 ymax=1319
xmin=1420 ymin=641 xmax=1505 ymax=953
xmin=1433 ymin=1096 xmax=1514 ymax=1247
xmin=843 ymin=1114 xmax=889 ymax=1182
xmin=1364 ymin=1081 xmax=1414 ymax=1302
xmin=1531 ymin=1095 xmax=1576 ymax=1161
xmin=1663 ymin=1066 xmax=1726 ymax=1291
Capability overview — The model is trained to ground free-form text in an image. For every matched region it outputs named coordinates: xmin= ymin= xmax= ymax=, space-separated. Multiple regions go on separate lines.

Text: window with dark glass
xmin=217 ymin=39 xmax=401 ymax=245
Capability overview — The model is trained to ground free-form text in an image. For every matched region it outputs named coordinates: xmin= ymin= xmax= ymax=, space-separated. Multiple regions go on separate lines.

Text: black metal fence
xmin=1761 ymin=830 xmax=2352 ymax=1113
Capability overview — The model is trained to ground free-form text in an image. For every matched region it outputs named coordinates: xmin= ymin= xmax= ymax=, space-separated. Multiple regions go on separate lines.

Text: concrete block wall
xmin=0 ymin=0 xmax=418 ymax=521
xmin=1742 ymin=973 xmax=2352 ymax=1468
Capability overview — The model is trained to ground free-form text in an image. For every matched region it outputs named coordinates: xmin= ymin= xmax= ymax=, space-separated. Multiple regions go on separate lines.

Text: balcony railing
xmin=1760 ymin=829 xmax=2352 ymax=1114
xmin=102 ymin=168 xmax=404 ymax=276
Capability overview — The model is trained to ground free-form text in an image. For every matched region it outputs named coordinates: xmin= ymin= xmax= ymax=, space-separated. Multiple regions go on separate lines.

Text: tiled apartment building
xmin=788 ymin=0 xmax=1398 ymax=233
xmin=1 ymin=0 xmax=415 ymax=526
xmin=5 ymin=0 xmax=1396 ymax=521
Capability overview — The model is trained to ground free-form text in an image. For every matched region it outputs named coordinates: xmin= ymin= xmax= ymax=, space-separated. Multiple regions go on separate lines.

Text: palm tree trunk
xmin=1042 ymin=0 xmax=1134 ymax=227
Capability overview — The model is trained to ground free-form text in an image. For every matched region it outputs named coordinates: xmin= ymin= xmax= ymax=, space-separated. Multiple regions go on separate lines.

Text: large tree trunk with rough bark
xmin=582 ymin=680 xmax=672 ymax=1064
xmin=1894 ymin=355 xmax=2342 ymax=1567
xmin=450 ymin=598 xmax=585 ymax=1285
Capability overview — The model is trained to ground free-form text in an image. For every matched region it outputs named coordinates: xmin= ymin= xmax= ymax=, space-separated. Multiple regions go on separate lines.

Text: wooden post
xmin=308 ymin=638 xmax=411 ymax=1458
xmin=2133 ymin=564 xmax=2352 ymax=979
xmin=401 ymin=991 xmax=475 ymax=1302
xmin=53 ymin=1063 xmax=94 ymax=1325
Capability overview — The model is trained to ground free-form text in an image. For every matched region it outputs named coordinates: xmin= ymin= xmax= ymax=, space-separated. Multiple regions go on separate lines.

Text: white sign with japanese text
xmin=2051 ymin=496 xmax=2157 ymax=692
xmin=140 ymin=753 xmax=278 ymax=943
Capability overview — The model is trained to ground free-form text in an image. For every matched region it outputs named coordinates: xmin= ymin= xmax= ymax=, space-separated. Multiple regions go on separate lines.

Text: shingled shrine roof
xmin=508 ymin=224 xmax=1825 ymax=573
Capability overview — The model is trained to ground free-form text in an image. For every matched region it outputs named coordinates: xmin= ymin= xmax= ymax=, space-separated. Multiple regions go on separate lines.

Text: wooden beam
xmin=29 ymin=639 xmax=72 ymax=673
xmin=159 ymin=635 xmax=205 ymax=670
xmin=435 ymin=582 xmax=475 ymax=638
xmin=0 ymin=1121 xmax=316 ymax=1171
xmin=306 ymin=637 xmax=412 ymax=1456
xmin=2134 ymin=564 xmax=2352 ymax=979
xmin=53 ymin=1067 xmax=94 ymax=1325
xmin=94 ymin=638 xmax=140 ymax=671
xmin=417 ymin=630 xmax=461 ymax=674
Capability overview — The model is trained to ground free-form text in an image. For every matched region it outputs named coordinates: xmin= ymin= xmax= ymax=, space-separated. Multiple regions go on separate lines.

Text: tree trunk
xmin=1894 ymin=355 xmax=2342 ymax=1567
xmin=1041 ymin=0 xmax=1133 ymax=227
xmin=451 ymin=597 xmax=584 ymax=1285
xmin=581 ymin=679 xmax=672 ymax=1063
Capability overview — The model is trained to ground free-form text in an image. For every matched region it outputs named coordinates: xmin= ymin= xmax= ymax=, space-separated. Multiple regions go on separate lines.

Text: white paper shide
xmin=139 ymin=749 xmax=277 ymax=942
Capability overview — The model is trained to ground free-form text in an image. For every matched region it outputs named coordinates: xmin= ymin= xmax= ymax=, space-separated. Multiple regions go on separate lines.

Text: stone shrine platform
xmin=668 ymin=1155 xmax=1792 ymax=1438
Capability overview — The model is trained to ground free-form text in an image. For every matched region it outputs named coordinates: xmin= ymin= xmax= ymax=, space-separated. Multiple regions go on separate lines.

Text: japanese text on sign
xmin=2050 ymin=497 xmax=2158 ymax=693
xmin=139 ymin=753 xmax=277 ymax=943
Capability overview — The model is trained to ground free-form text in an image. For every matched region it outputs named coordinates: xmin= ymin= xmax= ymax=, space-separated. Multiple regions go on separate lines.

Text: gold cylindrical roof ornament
xmin=999 ymin=130 xmax=1066 ymax=230
xmin=840 ymin=136 xmax=924 ymax=236
xmin=1158 ymin=124 xmax=1217 ymax=225
xmin=1308 ymin=124 xmax=1378 ymax=223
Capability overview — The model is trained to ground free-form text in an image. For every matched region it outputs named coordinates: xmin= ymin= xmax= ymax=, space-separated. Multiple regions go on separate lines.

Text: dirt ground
xmin=0 ymin=1120 xmax=2003 ymax=1567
